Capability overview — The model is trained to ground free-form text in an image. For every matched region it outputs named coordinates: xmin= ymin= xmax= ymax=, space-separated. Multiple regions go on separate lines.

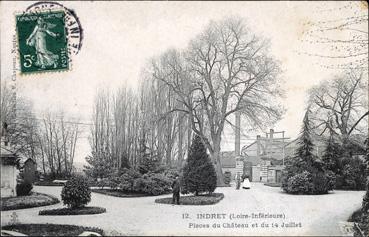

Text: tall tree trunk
xmin=211 ymin=137 xmax=225 ymax=186
xmin=178 ymin=115 xmax=183 ymax=169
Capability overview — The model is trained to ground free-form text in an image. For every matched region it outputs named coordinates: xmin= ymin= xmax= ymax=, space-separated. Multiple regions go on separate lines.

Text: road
xmin=1 ymin=183 xmax=364 ymax=236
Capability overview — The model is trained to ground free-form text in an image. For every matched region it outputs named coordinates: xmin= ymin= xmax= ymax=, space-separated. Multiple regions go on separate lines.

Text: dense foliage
xmin=322 ymin=138 xmax=366 ymax=190
xmin=39 ymin=206 xmax=106 ymax=215
xmin=282 ymin=110 xmax=335 ymax=195
xmin=61 ymin=176 xmax=91 ymax=208
xmin=137 ymin=154 xmax=161 ymax=174
xmin=87 ymin=167 xmax=175 ymax=196
xmin=1 ymin=192 xmax=59 ymax=211
xmin=133 ymin=173 xmax=172 ymax=195
xmin=2 ymin=224 xmax=104 ymax=236
xmin=354 ymin=138 xmax=368 ymax=237
xmin=119 ymin=168 xmax=142 ymax=192
xmin=182 ymin=135 xmax=217 ymax=195
xmin=84 ymin=152 xmax=115 ymax=180
xmin=16 ymin=182 xmax=33 ymax=196
xmin=155 ymin=193 xmax=224 ymax=205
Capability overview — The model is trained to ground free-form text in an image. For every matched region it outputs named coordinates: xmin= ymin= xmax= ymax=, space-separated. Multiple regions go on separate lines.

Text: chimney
xmin=269 ymin=129 xmax=274 ymax=139
xmin=256 ymin=135 xmax=260 ymax=158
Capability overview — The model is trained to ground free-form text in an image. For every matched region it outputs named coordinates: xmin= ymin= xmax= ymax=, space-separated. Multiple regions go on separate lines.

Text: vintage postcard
xmin=0 ymin=1 xmax=368 ymax=236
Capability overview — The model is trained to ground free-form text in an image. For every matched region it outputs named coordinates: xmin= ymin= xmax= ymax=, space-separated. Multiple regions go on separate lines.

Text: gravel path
xmin=1 ymin=183 xmax=364 ymax=236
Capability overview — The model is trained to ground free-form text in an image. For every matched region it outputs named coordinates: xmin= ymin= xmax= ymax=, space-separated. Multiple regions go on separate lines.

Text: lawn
xmin=155 ymin=193 xmax=224 ymax=205
xmin=39 ymin=206 xmax=106 ymax=215
xmin=2 ymin=224 xmax=104 ymax=236
xmin=91 ymin=188 xmax=151 ymax=197
xmin=1 ymin=192 xmax=59 ymax=211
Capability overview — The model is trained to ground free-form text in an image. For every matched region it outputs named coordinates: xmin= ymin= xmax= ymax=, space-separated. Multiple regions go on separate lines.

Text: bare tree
xmin=150 ymin=17 xmax=284 ymax=185
xmin=39 ymin=111 xmax=80 ymax=177
xmin=309 ymin=69 xmax=368 ymax=144
xmin=1 ymin=83 xmax=41 ymax=160
xmin=299 ymin=2 xmax=368 ymax=70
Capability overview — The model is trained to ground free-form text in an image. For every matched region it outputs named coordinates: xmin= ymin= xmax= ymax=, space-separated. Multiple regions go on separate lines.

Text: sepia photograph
xmin=0 ymin=1 xmax=368 ymax=236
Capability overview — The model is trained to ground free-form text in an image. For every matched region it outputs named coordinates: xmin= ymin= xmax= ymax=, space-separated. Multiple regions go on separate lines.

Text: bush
xmin=16 ymin=182 xmax=33 ymax=196
xmin=337 ymin=157 xmax=366 ymax=190
xmin=1 ymin=192 xmax=59 ymax=211
xmin=119 ymin=168 xmax=141 ymax=192
xmin=2 ymin=224 xmax=104 ymax=236
xmin=42 ymin=172 xmax=72 ymax=181
xmin=34 ymin=181 xmax=65 ymax=186
xmin=155 ymin=193 xmax=224 ymax=205
xmin=285 ymin=171 xmax=314 ymax=194
xmin=133 ymin=173 xmax=172 ymax=195
xmin=118 ymin=168 xmax=174 ymax=195
xmin=163 ymin=168 xmax=180 ymax=180
xmin=223 ymin=171 xmax=231 ymax=185
xmin=61 ymin=176 xmax=91 ymax=208
xmin=284 ymin=170 xmax=335 ymax=195
xmin=137 ymin=154 xmax=160 ymax=174
xmin=39 ymin=206 xmax=106 ymax=215
xmin=91 ymin=189 xmax=149 ymax=197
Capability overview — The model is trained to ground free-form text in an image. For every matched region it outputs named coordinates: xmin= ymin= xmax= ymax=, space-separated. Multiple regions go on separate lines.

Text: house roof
xmin=25 ymin=158 xmax=36 ymax=164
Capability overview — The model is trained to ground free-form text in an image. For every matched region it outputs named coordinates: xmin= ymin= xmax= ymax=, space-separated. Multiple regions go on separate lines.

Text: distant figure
xmin=172 ymin=175 xmax=181 ymax=205
xmin=242 ymin=176 xmax=251 ymax=189
xmin=235 ymin=173 xmax=241 ymax=190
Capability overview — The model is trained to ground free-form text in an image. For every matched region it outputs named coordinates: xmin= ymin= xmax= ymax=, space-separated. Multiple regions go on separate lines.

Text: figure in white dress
xmin=242 ymin=177 xmax=251 ymax=189
xmin=26 ymin=17 xmax=59 ymax=69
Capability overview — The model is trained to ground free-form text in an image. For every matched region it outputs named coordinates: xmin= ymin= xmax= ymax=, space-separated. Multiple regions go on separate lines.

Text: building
xmin=240 ymin=129 xmax=289 ymax=183
xmin=1 ymin=141 xmax=19 ymax=198
xmin=284 ymin=134 xmax=326 ymax=159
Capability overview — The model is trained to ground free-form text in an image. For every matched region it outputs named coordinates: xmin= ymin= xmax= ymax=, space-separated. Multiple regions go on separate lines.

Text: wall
xmin=1 ymin=163 xmax=17 ymax=197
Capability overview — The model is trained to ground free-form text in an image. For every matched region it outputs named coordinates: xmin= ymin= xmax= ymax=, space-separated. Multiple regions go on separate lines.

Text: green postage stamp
xmin=16 ymin=11 xmax=69 ymax=73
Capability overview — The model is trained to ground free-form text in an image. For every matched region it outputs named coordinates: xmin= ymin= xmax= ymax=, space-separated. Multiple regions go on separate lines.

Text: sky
xmin=1 ymin=1 xmax=367 ymax=164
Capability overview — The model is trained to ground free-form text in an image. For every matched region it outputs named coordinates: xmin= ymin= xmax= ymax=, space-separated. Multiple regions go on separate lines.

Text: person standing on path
xmin=172 ymin=175 xmax=181 ymax=205
xmin=235 ymin=172 xmax=241 ymax=190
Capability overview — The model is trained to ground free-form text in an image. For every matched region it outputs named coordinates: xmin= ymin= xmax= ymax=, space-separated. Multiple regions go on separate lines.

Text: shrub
xmin=182 ymin=135 xmax=217 ymax=195
xmin=61 ymin=176 xmax=91 ymax=208
xmin=286 ymin=171 xmax=314 ymax=194
xmin=163 ymin=168 xmax=180 ymax=180
xmin=119 ymin=168 xmax=142 ymax=192
xmin=338 ymin=157 xmax=366 ymax=190
xmin=91 ymin=189 xmax=149 ymax=197
xmin=39 ymin=206 xmax=106 ymax=215
xmin=137 ymin=154 xmax=160 ymax=174
xmin=223 ymin=171 xmax=231 ymax=185
xmin=133 ymin=173 xmax=172 ymax=195
xmin=1 ymin=192 xmax=59 ymax=211
xmin=311 ymin=170 xmax=336 ymax=194
xmin=42 ymin=172 xmax=72 ymax=181
xmin=96 ymin=178 xmax=109 ymax=189
xmin=16 ymin=182 xmax=33 ymax=196
xmin=2 ymin=224 xmax=104 ymax=236
xmin=155 ymin=193 xmax=224 ymax=205
xmin=106 ymin=171 xmax=120 ymax=190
